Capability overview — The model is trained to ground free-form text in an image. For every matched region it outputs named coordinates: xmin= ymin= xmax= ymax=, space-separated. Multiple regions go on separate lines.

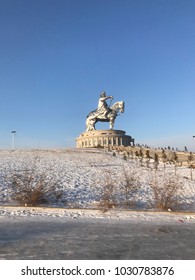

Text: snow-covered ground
xmin=1 ymin=149 xmax=195 ymax=260
xmin=1 ymin=206 xmax=195 ymax=225
xmin=0 ymin=148 xmax=195 ymax=217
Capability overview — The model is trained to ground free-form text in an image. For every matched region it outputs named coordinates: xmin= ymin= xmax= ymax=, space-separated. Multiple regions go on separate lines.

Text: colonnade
xmin=76 ymin=130 xmax=135 ymax=148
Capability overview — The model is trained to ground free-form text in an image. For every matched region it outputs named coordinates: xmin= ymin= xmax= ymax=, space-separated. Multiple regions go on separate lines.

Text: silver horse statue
xmin=86 ymin=92 xmax=125 ymax=131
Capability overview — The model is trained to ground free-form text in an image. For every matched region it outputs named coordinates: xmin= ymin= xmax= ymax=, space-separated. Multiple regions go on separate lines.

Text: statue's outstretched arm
xmin=101 ymin=96 xmax=113 ymax=101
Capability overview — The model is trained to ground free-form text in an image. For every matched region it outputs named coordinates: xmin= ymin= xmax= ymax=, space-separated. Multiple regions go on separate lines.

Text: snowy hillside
xmin=0 ymin=148 xmax=195 ymax=211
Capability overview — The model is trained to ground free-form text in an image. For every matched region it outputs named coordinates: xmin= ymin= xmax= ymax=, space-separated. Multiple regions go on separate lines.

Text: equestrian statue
xmin=86 ymin=91 xmax=125 ymax=131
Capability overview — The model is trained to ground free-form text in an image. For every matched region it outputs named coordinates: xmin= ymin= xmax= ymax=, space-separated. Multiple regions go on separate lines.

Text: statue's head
xmin=100 ymin=91 xmax=106 ymax=97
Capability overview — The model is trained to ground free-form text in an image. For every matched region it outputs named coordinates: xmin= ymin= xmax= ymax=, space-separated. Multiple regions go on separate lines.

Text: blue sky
xmin=0 ymin=0 xmax=195 ymax=151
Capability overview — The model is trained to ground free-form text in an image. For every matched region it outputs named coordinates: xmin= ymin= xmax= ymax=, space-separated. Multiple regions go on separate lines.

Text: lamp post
xmin=11 ymin=131 xmax=16 ymax=150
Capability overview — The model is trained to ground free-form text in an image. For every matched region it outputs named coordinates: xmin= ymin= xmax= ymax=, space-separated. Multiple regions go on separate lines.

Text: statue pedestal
xmin=76 ymin=129 xmax=135 ymax=148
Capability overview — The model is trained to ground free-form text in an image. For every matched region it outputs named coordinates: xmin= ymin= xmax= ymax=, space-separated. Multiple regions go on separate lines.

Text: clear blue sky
xmin=1 ymin=0 xmax=195 ymax=151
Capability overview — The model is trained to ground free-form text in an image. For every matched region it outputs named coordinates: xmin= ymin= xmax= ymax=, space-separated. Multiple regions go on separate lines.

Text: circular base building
xmin=76 ymin=129 xmax=135 ymax=148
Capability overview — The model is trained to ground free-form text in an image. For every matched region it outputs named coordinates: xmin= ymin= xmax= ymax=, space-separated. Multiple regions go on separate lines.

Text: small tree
xmin=139 ymin=148 xmax=144 ymax=166
xmin=161 ymin=149 xmax=168 ymax=173
xmin=135 ymin=150 xmax=139 ymax=158
xmin=188 ymin=152 xmax=194 ymax=180
xmin=129 ymin=150 xmax=134 ymax=160
xmin=123 ymin=152 xmax=127 ymax=161
xmin=153 ymin=153 xmax=159 ymax=171
xmin=145 ymin=150 xmax=151 ymax=168
xmin=171 ymin=152 xmax=179 ymax=175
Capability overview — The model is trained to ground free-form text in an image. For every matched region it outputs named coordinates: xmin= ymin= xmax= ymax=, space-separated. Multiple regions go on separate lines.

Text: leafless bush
xmin=149 ymin=175 xmax=183 ymax=210
xmin=4 ymin=156 xmax=63 ymax=206
xmin=112 ymin=151 xmax=116 ymax=157
xmin=138 ymin=148 xmax=144 ymax=166
xmin=188 ymin=152 xmax=194 ymax=180
xmin=11 ymin=172 xmax=49 ymax=206
xmin=98 ymin=170 xmax=118 ymax=210
xmin=153 ymin=153 xmax=159 ymax=171
xmin=120 ymin=166 xmax=141 ymax=208
xmin=145 ymin=150 xmax=152 ymax=168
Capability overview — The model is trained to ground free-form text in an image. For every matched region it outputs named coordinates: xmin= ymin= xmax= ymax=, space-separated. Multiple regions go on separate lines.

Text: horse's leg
xmin=109 ymin=117 xmax=114 ymax=129
xmin=86 ymin=118 xmax=91 ymax=131
xmin=110 ymin=114 xmax=116 ymax=130
xmin=86 ymin=117 xmax=96 ymax=131
xmin=86 ymin=117 xmax=90 ymax=131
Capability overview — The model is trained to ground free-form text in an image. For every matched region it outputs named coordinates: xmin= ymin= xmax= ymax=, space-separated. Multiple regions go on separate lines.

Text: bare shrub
xmin=123 ymin=153 xmax=127 ymax=161
xmin=145 ymin=150 xmax=152 ymax=168
xmin=98 ymin=170 xmax=118 ymax=210
xmin=188 ymin=152 xmax=194 ymax=180
xmin=149 ymin=175 xmax=183 ymax=210
xmin=4 ymin=155 xmax=63 ymax=206
xmin=139 ymin=148 xmax=144 ymax=166
xmin=112 ymin=151 xmax=116 ymax=157
xmin=153 ymin=153 xmax=159 ymax=171
xmin=129 ymin=150 xmax=134 ymax=160
xmin=120 ymin=166 xmax=141 ymax=208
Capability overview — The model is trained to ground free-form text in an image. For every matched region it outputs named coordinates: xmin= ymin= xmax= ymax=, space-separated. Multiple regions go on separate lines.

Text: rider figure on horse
xmin=86 ymin=92 xmax=124 ymax=131
xmin=96 ymin=91 xmax=113 ymax=119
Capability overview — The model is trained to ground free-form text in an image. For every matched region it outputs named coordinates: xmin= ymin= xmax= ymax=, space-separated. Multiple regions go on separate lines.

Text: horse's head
xmin=118 ymin=101 xmax=125 ymax=113
xmin=111 ymin=101 xmax=125 ymax=114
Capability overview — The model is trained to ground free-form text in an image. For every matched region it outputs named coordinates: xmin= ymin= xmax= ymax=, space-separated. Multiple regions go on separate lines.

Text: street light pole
xmin=11 ymin=131 xmax=16 ymax=150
